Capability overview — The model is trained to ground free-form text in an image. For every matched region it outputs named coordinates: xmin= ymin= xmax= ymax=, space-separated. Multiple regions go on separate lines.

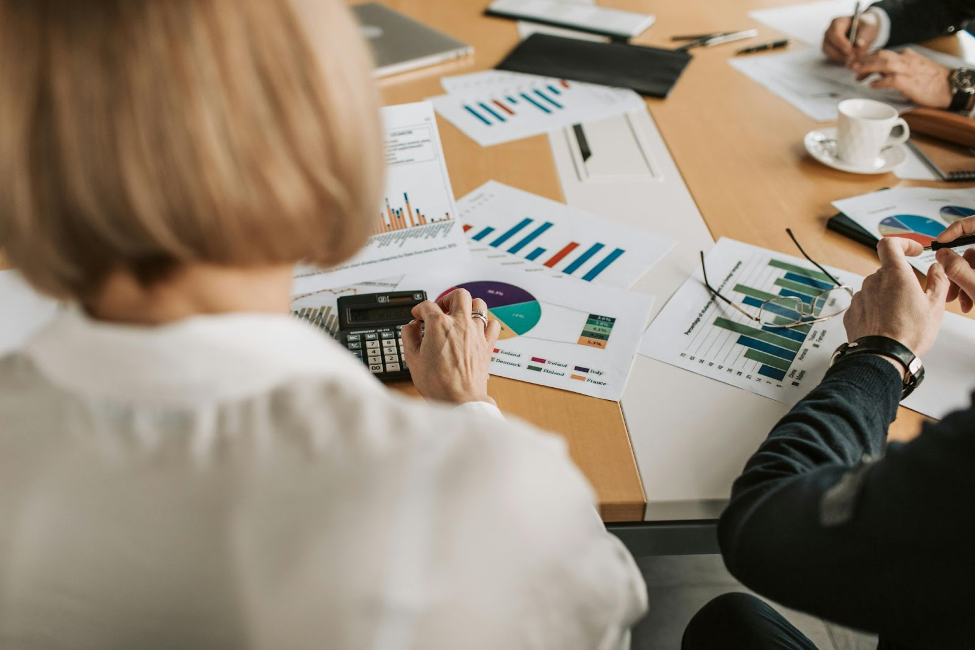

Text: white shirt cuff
xmin=455 ymin=400 xmax=505 ymax=421
xmin=866 ymin=7 xmax=891 ymax=50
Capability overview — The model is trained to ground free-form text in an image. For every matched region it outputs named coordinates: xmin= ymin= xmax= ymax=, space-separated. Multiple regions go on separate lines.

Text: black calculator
xmin=337 ymin=291 xmax=427 ymax=382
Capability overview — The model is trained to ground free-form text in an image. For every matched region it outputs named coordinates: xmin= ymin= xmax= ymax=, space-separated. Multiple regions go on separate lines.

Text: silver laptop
xmin=353 ymin=3 xmax=473 ymax=78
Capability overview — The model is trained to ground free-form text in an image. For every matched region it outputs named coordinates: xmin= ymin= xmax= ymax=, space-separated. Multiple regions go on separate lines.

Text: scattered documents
xmin=832 ymin=187 xmax=975 ymax=275
xmin=640 ymin=238 xmax=862 ymax=404
xmin=0 ymin=270 xmax=59 ymax=356
xmin=430 ymin=70 xmax=645 ymax=146
xmin=748 ymin=0 xmax=856 ymax=46
xmin=457 ymin=180 xmax=675 ymax=288
xmin=292 ymin=102 xmax=469 ymax=295
xmin=399 ymin=261 xmax=654 ymax=400
xmin=729 ymin=48 xmax=913 ymax=122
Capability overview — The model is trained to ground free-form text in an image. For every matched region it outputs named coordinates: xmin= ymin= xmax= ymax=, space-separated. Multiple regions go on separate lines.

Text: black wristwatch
xmin=830 ymin=336 xmax=924 ymax=399
xmin=948 ymin=67 xmax=975 ymax=113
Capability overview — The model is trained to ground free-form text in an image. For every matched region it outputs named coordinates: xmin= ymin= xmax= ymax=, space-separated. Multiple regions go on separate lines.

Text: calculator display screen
xmin=348 ymin=305 xmax=414 ymax=324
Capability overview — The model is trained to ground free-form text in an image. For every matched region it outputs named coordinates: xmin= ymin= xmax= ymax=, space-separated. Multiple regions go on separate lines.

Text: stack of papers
xmin=429 ymin=70 xmax=645 ymax=146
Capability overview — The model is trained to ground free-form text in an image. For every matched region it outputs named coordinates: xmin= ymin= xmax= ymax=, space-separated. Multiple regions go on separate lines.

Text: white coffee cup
xmin=835 ymin=99 xmax=910 ymax=168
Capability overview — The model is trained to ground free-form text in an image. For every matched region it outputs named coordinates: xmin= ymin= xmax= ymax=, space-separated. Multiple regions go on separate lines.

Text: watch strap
xmin=834 ymin=336 xmax=924 ymax=398
xmin=948 ymin=67 xmax=975 ymax=112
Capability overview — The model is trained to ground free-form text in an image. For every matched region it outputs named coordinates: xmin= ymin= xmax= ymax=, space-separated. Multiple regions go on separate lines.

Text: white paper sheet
xmin=292 ymin=102 xmax=469 ymax=294
xmin=430 ymin=71 xmax=645 ymax=147
xmin=729 ymin=47 xmax=913 ymax=122
xmin=748 ymin=0 xmax=857 ymax=46
xmin=639 ymin=238 xmax=864 ymax=405
xmin=0 ymin=270 xmax=60 ymax=356
xmin=457 ymin=180 xmax=675 ymax=288
xmin=398 ymin=261 xmax=654 ymax=400
xmin=831 ymin=187 xmax=975 ymax=275
xmin=902 ymin=312 xmax=976 ymax=419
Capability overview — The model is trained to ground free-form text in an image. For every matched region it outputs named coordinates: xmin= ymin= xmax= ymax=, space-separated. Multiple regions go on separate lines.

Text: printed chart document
xmin=729 ymin=48 xmax=913 ymax=122
xmin=0 ymin=270 xmax=59 ymax=356
xmin=292 ymin=102 xmax=468 ymax=295
xmin=430 ymin=70 xmax=645 ymax=147
xmin=457 ymin=180 xmax=675 ymax=288
xmin=399 ymin=262 xmax=654 ymax=400
xmin=639 ymin=238 xmax=863 ymax=405
xmin=832 ymin=187 xmax=975 ymax=275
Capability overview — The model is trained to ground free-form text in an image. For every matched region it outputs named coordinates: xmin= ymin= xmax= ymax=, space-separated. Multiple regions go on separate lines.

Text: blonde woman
xmin=0 ymin=0 xmax=646 ymax=648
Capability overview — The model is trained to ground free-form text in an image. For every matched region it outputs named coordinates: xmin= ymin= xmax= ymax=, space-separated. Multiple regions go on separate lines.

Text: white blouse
xmin=0 ymin=310 xmax=646 ymax=650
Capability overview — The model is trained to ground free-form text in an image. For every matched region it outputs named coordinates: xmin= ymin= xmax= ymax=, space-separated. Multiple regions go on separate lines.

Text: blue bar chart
xmin=456 ymin=181 xmax=675 ymax=288
xmin=641 ymin=239 xmax=863 ymax=405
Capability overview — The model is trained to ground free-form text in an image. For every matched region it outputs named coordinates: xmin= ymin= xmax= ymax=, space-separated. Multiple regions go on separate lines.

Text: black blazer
xmin=875 ymin=0 xmax=975 ymax=48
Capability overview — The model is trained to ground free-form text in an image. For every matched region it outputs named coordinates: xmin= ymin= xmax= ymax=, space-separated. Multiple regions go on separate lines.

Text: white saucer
xmin=803 ymin=127 xmax=907 ymax=175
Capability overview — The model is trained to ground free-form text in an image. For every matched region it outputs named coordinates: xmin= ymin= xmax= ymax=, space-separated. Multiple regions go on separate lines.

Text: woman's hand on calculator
xmin=401 ymin=289 xmax=501 ymax=406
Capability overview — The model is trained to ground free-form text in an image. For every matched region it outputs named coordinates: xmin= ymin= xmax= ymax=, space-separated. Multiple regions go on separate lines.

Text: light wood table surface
xmin=2 ymin=0 xmax=972 ymax=524
xmin=363 ymin=0 xmax=974 ymax=522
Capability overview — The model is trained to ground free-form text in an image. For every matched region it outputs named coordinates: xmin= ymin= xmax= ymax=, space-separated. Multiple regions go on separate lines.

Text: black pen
xmin=924 ymin=235 xmax=975 ymax=251
xmin=736 ymin=39 xmax=790 ymax=55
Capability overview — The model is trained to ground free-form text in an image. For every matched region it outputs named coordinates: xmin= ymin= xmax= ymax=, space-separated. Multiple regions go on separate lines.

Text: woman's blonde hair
xmin=0 ymin=0 xmax=383 ymax=298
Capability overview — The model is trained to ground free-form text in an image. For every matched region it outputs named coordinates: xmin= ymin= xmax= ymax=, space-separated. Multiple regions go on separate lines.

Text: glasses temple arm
xmin=785 ymin=228 xmax=844 ymax=287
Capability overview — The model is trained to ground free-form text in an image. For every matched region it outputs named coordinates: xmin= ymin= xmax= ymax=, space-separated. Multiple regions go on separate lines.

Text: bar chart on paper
xmin=640 ymin=239 xmax=862 ymax=405
xmin=293 ymin=102 xmax=469 ymax=295
xmin=431 ymin=70 xmax=646 ymax=146
xmin=458 ymin=181 xmax=674 ymax=288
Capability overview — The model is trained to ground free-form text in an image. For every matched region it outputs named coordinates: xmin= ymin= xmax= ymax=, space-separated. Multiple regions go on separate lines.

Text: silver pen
xmin=849 ymin=1 xmax=863 ymax=48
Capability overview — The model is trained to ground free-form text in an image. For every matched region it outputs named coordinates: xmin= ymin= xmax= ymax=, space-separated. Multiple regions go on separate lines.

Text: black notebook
xmin=495 ymin=33 xmax=692 ymax=98
xmin=827 ymin=212 xmax=877 ymax=249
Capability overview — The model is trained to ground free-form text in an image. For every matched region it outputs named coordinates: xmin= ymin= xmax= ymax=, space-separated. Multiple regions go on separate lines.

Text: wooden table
xmin=3 ymin=0 xmax=971 ymax=528
xmin=361 ymin=0 xmax=973 ymax=523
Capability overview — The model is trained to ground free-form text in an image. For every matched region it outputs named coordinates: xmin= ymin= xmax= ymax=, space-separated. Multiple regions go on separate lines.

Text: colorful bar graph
xmin=472 ymin=226 xmax=495 ymax=241
xmin=478 ymin=101 xmax=506 ymax=122
xmin=463 ymin=104 xmax=491 ymax=125
xmin=490 ymin=218 xmax=532 ymax=247
xmin=527 ymin=247 xmax=546 ymax=261
xmin=563 ymin=243 xmax=605 ymax=275
xmin=582 ymin=248 xmax=625 ymax=282
xmin=492 ymin=99 xmax=515 ymax=116
xmin=544 ymin=242 xmax=579 ymax=268
xmin=520 ymin=92 xmax=551 ymax=114
xmin=374 ymin=192 xmax=446 ymax=234
xmin=714 ymin=316 xmax=801 ymax=382
xmin=508 ymin=222 xmax=553 ymax=254
xmin=534 ymin=89 xmax=563 ymax=109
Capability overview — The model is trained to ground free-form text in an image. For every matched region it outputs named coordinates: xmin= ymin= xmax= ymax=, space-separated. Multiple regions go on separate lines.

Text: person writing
xmin=682 ymin=220 xmax=975 ymax=649
xmin=0 ymin=0 xmax=646 ymax=648
xmin=822 ymin=0 xmax=975 ymax=111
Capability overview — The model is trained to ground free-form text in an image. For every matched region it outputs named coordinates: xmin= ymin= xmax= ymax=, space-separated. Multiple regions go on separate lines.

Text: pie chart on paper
xmin=439 ymin=281 xmax=541 ymax=340
xmin=940 ymin=205 xmax=975 ymax=223
xmin=878 ymin=214 xmax=947 ymax=246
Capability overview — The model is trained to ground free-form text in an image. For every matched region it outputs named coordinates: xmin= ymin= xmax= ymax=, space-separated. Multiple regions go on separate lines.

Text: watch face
xmin=953 ymin=67 xmax=975 ymax=92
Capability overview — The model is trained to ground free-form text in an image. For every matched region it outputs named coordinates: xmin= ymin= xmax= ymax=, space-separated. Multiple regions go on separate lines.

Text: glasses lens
xmin=759 ymin=296 xmax=807 ymax=327
xmin=812 ymin=287 xmax=853 ymax=318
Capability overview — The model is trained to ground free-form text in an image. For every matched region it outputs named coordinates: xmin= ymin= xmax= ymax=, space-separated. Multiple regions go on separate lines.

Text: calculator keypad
xmin=341 ymin=326 xmax=409 ymax=381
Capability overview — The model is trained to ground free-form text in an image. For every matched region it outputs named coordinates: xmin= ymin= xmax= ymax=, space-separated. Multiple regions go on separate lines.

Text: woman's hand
xmin=401 ymin=289 xmax=501 ymax=405
xmin=934 ymin=216 xmax=975 ymax=312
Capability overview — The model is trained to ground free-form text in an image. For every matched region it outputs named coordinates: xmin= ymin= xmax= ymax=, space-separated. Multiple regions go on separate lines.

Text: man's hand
xmin=934 ymin=216 xmax=975 ymax=312
xmin=843 ymin=237 xmax=949 ymax=358
xmin=849 ymin=49 xmax=953 ymax=108
xmin=823 ymin=14 xmax=880 ymax=63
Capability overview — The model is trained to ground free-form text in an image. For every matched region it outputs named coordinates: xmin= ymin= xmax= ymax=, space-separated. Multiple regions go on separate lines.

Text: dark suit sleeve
xmin=873 ymin=0 xmax=975 ymax=47
xmin=718 ymin=354 xmax=973 ymax=649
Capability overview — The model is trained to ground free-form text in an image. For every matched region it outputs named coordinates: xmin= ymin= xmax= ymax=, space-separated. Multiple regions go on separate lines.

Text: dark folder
xmin=827 ymin=212 xmax=877 ymax=250
xmin=495 ymin=33 xmax=692 ymax=98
